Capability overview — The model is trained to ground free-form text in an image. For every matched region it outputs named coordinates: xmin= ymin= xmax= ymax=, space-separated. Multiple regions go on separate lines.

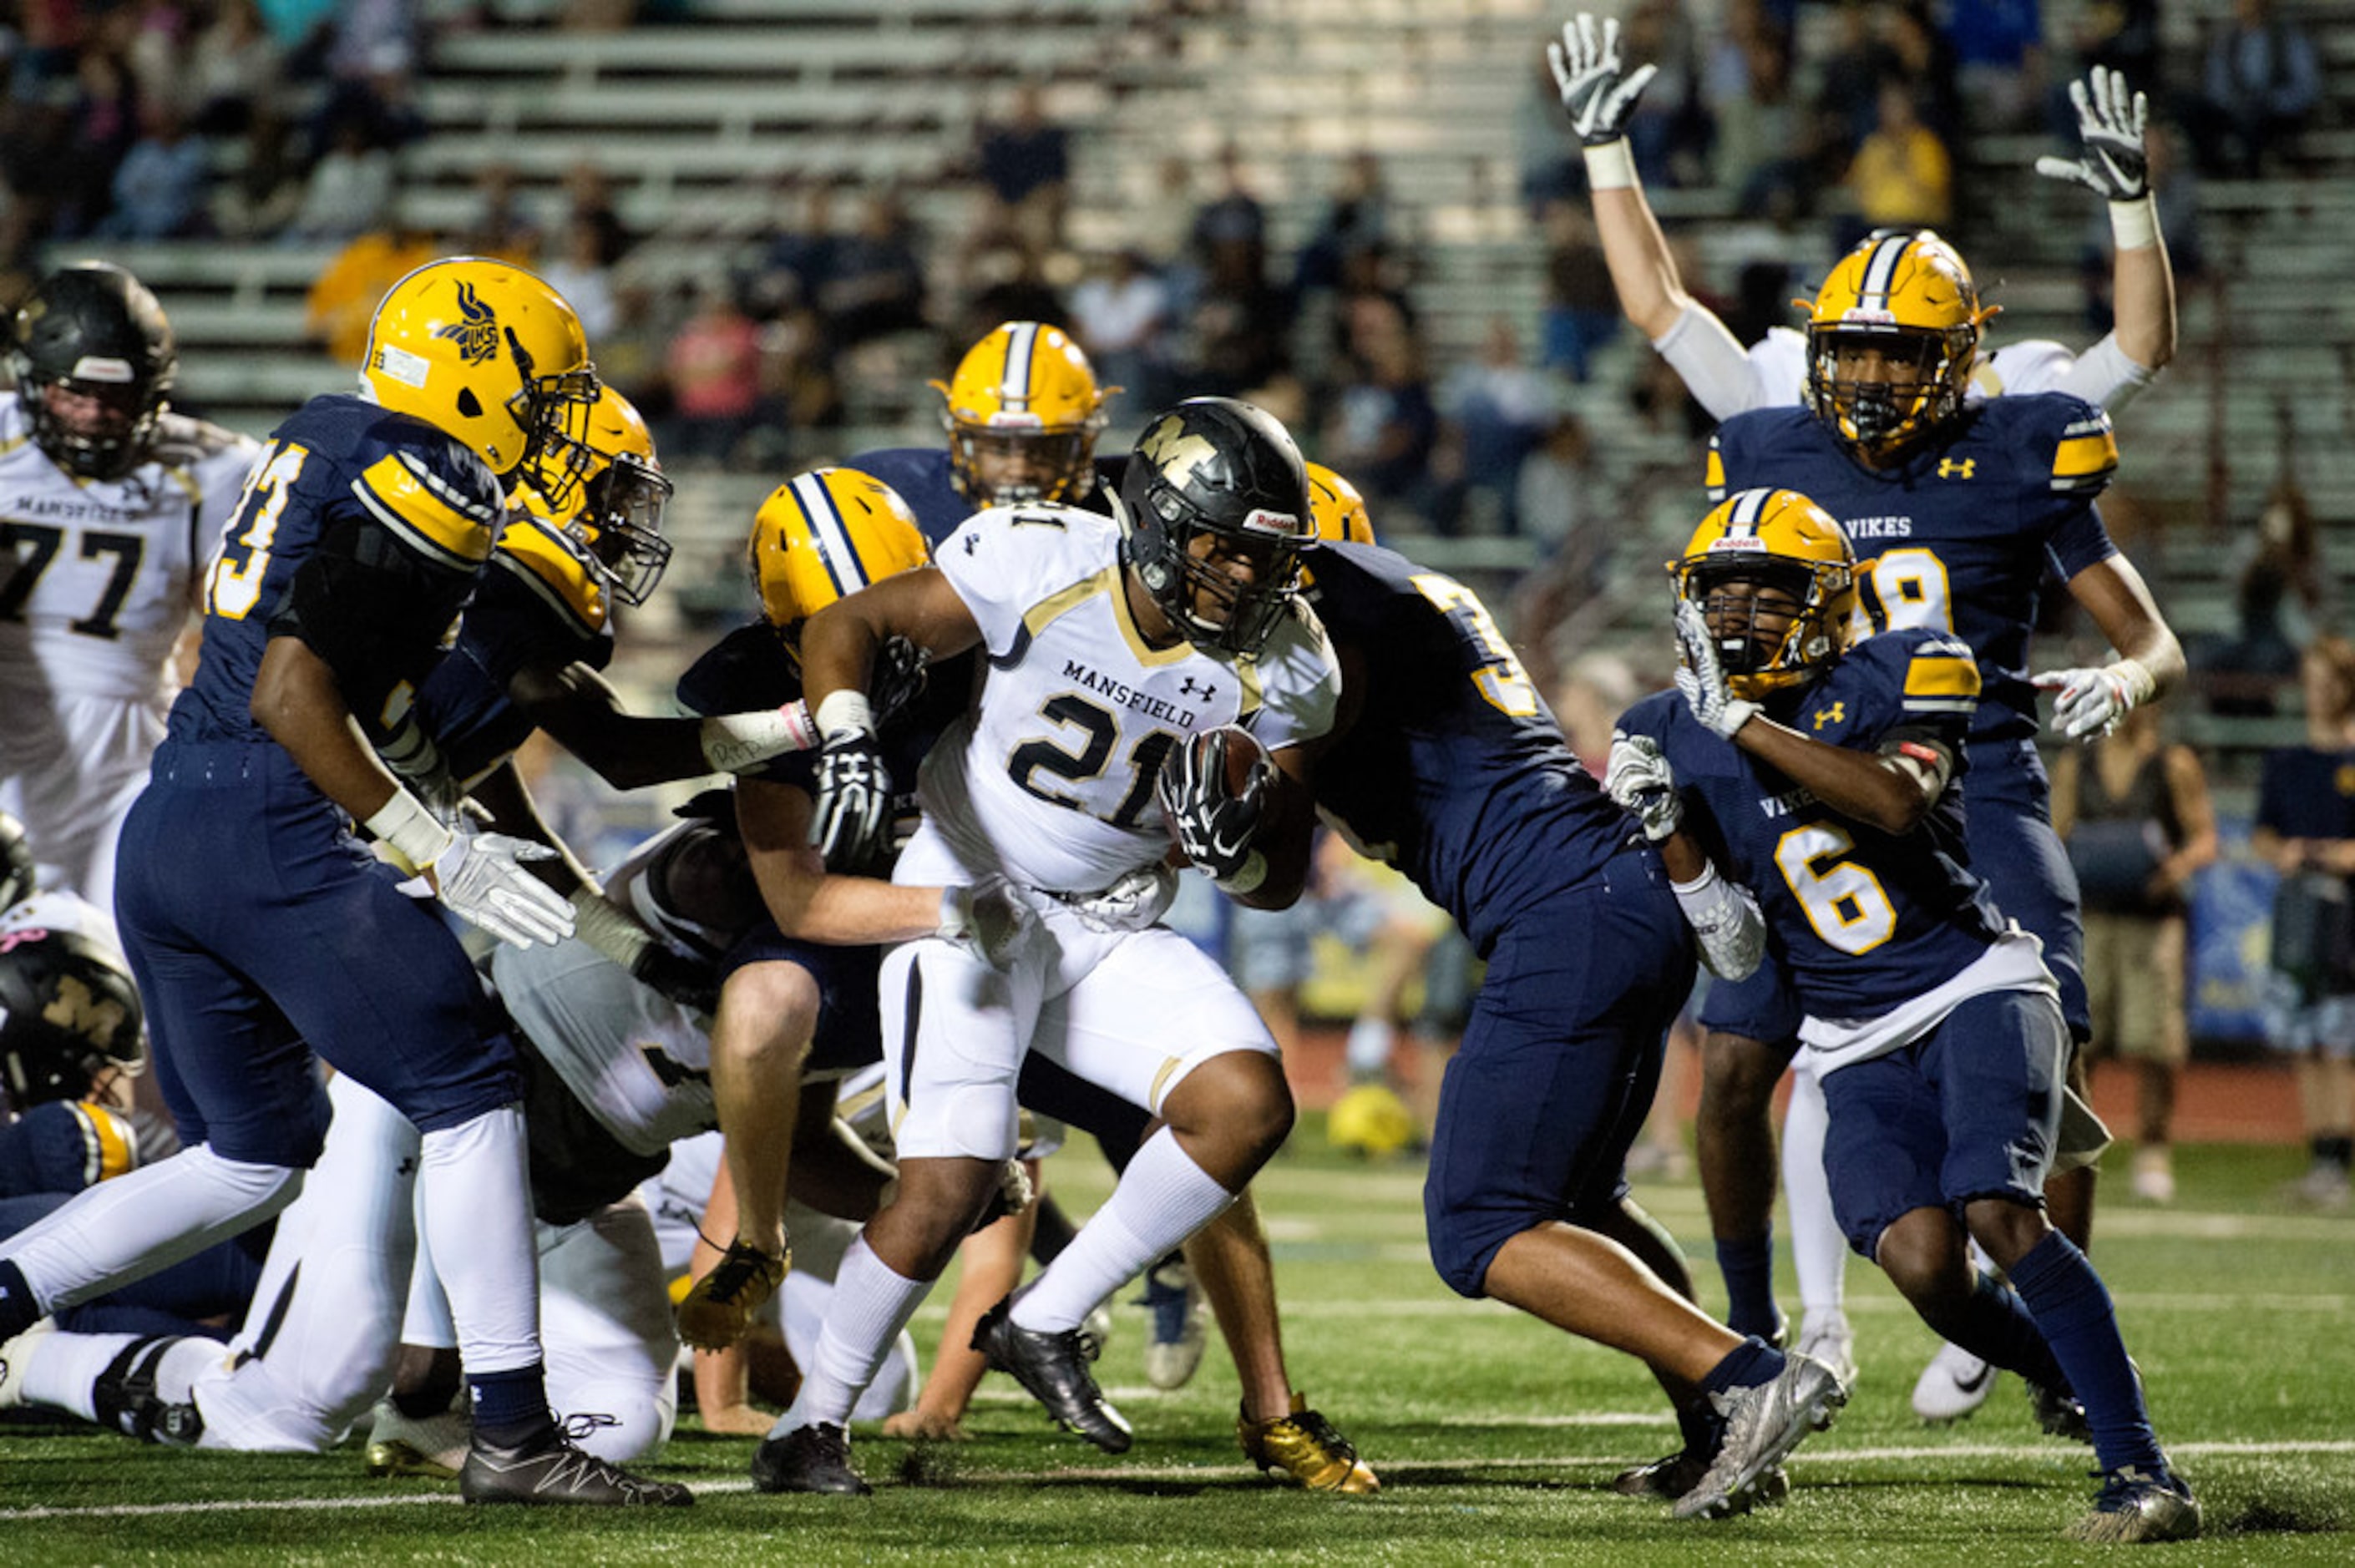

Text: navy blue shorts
xmin=722 ymin=923 xmax=882 ymax=1080
xmin=114 ymin=741 xmax=522 ymax=1167
xmin=1818 ymin=985 xmax=2068 ymax=1259
xmin=1963 ymin=741 xmax=2088 ymax=1042
xmin=1694 ymin=945 xmax=1804 ymax=1046
xmin=1422 ymin=847 xmax=1696 ymax=1298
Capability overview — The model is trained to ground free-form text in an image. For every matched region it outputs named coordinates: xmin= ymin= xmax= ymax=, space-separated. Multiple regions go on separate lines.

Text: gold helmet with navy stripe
xmin=751 ymin=467 xmax=930 ymax=630
xmin=0 ymin=928 xmax=145 ymax=1109
xmin=361 ymin=256 xmax=599 ymax=487
xmin=1305 ymin=461 xmax=1375 ymax=546
xmin=521 ymin=385 xmax=674 ymax=608
xmin=1672 ymin=488 xmax=1856 ymax=699
xmin=1800 ymin=230 xmax=1994 ymax=463
xmin=933 ymin=321 xmax=1114 ymax=508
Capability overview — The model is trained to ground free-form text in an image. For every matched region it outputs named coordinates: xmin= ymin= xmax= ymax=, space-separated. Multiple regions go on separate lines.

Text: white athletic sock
xmin=1014 ymin=1129 xmax=1234 ymax=1333
xmin=1781 ymin=1059 xmax=1847 ymax=1318
xmin=417 ymin=1105 xmax=541 ymax=1377
xmin=1345 ymin=1015 xmax=1396 ymax=1080
xmin=775 ymin=1236 xmax=929 ymax=1432
xmin=9 ymin=1145 xmax=301 ymax=1311
xmin=23 ymin=1330 xmax=139 ymax=1420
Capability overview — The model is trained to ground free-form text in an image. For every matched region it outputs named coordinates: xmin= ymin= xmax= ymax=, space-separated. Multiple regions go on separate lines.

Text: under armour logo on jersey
xmin=1937 ymin=458 xmax=1976 ymax=480
xmin=1812 ymin=701 xmax=1846 ymax=730
xmin=435 ymin=281 xmax=499 ymax=366
xmin=397 ymin=1155 xmax=418 ymax=1177
xmin=964 ymin=534 xmax=980 ymax=554
xmin=1178 ymin=675 xmax=1217 ymax=703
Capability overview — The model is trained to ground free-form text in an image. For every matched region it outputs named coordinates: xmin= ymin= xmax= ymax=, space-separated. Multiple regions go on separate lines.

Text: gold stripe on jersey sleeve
xmin=355 ymin=454 xmax=499 ymax=568
xmin=494 ymin=517 xmax=608 ymax=636
xmin=1903 ymin=654 xmax=1981 ymax=698
xmin=1023 ymin=564 xmax=1195 ymax=668
xmin=2050 ymin=428 xmax=2120 ymax=490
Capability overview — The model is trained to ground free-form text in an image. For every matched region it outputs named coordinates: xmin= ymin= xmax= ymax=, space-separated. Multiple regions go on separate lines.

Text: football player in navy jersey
xmin=0 ymin=258 xmax=691 ymax=1506
xmin=1695 ymin=230 xmax=2185 ymax=1412
xmin=1284 ymin=477 xmax=1844 ymax=1521
xmin=1611 ymin=488 xmax=2198 ymax=1545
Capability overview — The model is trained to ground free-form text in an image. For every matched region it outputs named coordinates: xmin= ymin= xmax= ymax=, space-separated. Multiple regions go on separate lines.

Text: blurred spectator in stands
xmin=591 ymin=276 xmax=676 ymax=420
xmin=212 ymin=104 xmax=302 ymax=239
xmin=1518 ymin=49 xmax=1583 ymax=213
xmin=1535 ymin=200 xmax=1617 ymax=382
xmin=2251 ymin=635 xmax=2355 ymax=1209
xmin=124 ymin=0 xmax=192 ymax=118
xmin=305 ymin=0 xmax=423 ymax=161
xmin=2054 ymin=704 xmax=2217 ymax=1205
xmin=819 ymin=190 xmax=927 ymax=351
xmin=187 ymin=0 xmax=284 ymax=137
xmin=2079 ymin=124 xmax=2203 ymax=335
xmin=1884 ymin=2 xmax=1962 ymax=146
xmin=741 ymin=177 xmax=838 ymax=322
xmin=1188 ymin=142 xmax=1267 ymax=260
xmin=1942 ymin=0 xmax=2044 ymax=133
xmin=303 ymin=224 xmax=440 ymax=365
xmin=460 ymin=162 xmax=542 ymax=263
xmin=2066 ymin=0 xmax=2160 ymax=88
xmin=95 ymin=101 xmax=210 ymax=240
xmin=1842 ymin=80 xmax=1952 ymax=248
xmin=1513 ymin=412 xmax=1608 ymax=597
xmin=1617 ymin=0 xmax=1709 ymax=188
xmin=1294 ymin=151 xmax=1395 ymax=299
xmin=2186 ymin=0 xmax=2320 ymax=180
xmin=2200 ymin=478 xmax=2327 ymax=716
xmin=1069 ymin=248 xmax=1169 ymax=413
xmin=956 ymin=234 xmax=1068 ymax=354
xmin=563 ymin=160 xmax=633 ymax=267
xmin=973 ymin=82 xmax=1070 ymax=258
xmin=540 ymin=214 xmax=618 ymax=341
xmin=1323 ymin=316 xmax=1436 ymax=530
xmin=1710 ymin=29 xmax=1812 ymax=219
xmin=1179 ymin=224 xmax=1291 ymax=400
xmin=281 ymin=113 xmax=395 ymax=245
xmin=53 ymin=29 xmax=144 ymax=238
xmin=1816 ymin=1 xmax=1901 ymax=154
xmin=664 ymin=279 xmax=767 ymax=466
xmin=1433 ymin=318 xmax=1553 ymax=536
xmin=1137 ymin=154 xmax=1198 ymax=274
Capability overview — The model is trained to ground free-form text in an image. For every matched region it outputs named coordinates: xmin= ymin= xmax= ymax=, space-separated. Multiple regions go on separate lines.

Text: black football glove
xmin=808 ymin=729 xmax=894 ymax=874
xmin=869 ymin=634 xmax=931 ymax=728
xmin=1156 ymin=728 xmax=1269 ymax=885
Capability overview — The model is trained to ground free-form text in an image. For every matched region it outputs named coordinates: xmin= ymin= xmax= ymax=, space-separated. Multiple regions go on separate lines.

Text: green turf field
xmin=3 ymin=1129 xmax=2350 ymax=1565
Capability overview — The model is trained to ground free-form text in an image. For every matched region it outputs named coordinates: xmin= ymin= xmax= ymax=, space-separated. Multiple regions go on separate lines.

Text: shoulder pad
xmin=491 ymin=517 xmax=607 ymax=636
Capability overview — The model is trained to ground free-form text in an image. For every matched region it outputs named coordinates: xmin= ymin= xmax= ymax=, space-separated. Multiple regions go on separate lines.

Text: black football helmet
xmin=0 ymin=812 xmax=32 ymax=913
xmin=10 ymin=262 xmax=179 ymax=481
xmin=1117 ymin=397 xmax=1313 ymax=656
xmin=0 ymin=927 xmax=146 ymax=1108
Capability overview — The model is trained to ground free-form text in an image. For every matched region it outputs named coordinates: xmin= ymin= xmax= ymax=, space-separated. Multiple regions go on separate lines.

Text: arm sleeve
xmin=2051 ymin=333 xmax=2159 ymax=413
xmin=1652 ymin=304 xmax=1777 ymax=423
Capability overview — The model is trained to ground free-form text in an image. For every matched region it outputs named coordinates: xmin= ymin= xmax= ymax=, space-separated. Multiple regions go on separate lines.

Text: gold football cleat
xmin=1237 ymin=1393 xmax=1379 ymax=1495
xmin=676 ymin=1240 xmax=788 ymax=1351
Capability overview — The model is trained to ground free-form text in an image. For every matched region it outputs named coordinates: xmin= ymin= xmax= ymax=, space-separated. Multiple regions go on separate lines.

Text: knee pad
xmin=937 ymin=1082 xmax=1019 ymax=1162
xmin=94 ymin=1337 xmax=205 ymax=1447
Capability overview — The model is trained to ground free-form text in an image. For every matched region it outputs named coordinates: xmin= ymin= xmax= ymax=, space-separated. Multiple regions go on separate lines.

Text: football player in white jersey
xmin=753 ymin=397 xmax=1340 ymax=1495
xmin=0 ymin=263 xmax=260 ymax=915
xmin=1548 ymin=14 xmax=2175 ymax=417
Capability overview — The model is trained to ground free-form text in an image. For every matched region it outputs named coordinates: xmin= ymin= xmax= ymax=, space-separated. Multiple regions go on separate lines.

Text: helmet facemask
xmin=504 ymin=336 xmax=600 ymax=506
xmin=1676 ymin=557 xmax=1850 ymax=699
xmin=564 ymin=451 xmax=674 ymax=607
xmin=1804 ymin=322 xmax=1972 ymax=463
xmin=1125 ymin=480 xmax=1308 ymax=656
xmin=25 ymin=372 xmax=170 ymax=482
xmin=946 ymin=420 xmax=1099 ymax=508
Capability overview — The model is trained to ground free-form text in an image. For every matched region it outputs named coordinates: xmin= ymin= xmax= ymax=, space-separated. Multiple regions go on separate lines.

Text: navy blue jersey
xmin=408 ymin=514 xmax=615 ymax=783
xmin=2255 ymin=746 xmax=2355 ymax=842
xmin=172 ymin=394 xmax=505 ymax=747
xmin=1709 ymin=393 xmax=2119 ymax=747
xmin=846 ymin=446 xmax=1124 ymax=548
xmin=1304 ymin=543 xmax=1626 ymax=953
xmin=1618 ymin=630 xmax=2008 ymax=1018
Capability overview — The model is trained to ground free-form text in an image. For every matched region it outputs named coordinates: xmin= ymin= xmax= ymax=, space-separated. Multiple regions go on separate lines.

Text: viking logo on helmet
xmin=436 ymin=281 xmax=500 ymax=366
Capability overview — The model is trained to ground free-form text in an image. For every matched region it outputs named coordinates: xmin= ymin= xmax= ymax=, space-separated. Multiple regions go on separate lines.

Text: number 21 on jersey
xmin=208 ymin=444 xmax=308 ymax=620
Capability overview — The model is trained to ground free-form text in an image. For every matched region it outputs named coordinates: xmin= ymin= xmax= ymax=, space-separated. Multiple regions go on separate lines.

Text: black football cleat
xmin=458 ymin=1429 xmax=694 ymax=1506
xmin=750 ymin=1422 xmax=871 ymax=1496
xmin=974 ymin=1296 xmax=1132 ymax=1453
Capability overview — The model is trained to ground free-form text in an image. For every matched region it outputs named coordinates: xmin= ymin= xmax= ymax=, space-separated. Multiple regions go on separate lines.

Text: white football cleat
xmin=0 ymin=1318 xmax=55 ymax=1409
xmin=1912 ymin=1340 xmax=1999 ymax=1424
xmin=1673 ymin=1351 xmax=1846 ymax=1520
xmin=364 ymin=1395 xmax=472 ymax=1478
xmin=1794 ymin=1309 xmax=1857 ymax=1394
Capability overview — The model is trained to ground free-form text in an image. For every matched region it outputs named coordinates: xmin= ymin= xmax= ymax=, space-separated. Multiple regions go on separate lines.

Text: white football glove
xmin=2032 ymin=658 xmax=2156 ymax=741
xmin=427 ymin=832 xmax=575 ymax=948
xmin=2035 ymin=66 xmax=2149 ymax=203
xmin=1673 ymin=598 xmax=1761 ymax=739
xmin=1546 ymin=13 xmax=1659 ymax=147
xmin=1603 ymin=730 xmax=1683 ymax=843
xmin=1067 ymin=861 xmax=1179 ymax=933
xmin=937 ymin=878 xmax=1044 ymax=968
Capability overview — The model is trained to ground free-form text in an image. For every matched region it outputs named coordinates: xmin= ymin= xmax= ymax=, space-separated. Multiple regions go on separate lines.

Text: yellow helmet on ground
xmin=1305 ymin=461 xmax=1375 ymax=546
xmin=1799 ymin=230 xmax=1993 ymax=463
xmin=932 ymin=321 xmax=1113 ymax=508
xmin=515 ymin=386 xmax=674 ymax=608
xmin=1669 ymin=487 xmax=1856 ymax=699
xmin=750 ymin=467 xmax=930 ymax=629
xmin=1328 ymin=1083 xmax=1417 ymax=1161
xmin=361 ymin=255 xmax=598 ymax=482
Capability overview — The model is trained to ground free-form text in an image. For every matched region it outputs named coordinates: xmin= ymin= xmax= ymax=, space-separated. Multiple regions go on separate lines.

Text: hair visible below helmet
xmin=1670 ymin=487 xmax=1857 ymax=699
xmin=0 ymin=811 xmax=33 ymax=911
xmin=749 ymin=468 xmax=931 ymax=630
xmin=521 ymin=385 xmax=674 ymax=607
xmin=360 ymin=256 xmax=598 ymax=487
xmin=1800 ymin=230 xmax=1993 ymax=462
xmin=1117 ymin=397 xmax=1314 ymax=656
xmin=1304 ymin=461 xmax=1375 ymax=546
xmin=934 ymin=321 xmax=1113 ymax=508
xmin=10 ymin=262 xmax=178 ymax=481
xmin=0 ymin=928 xmax=146 ymax=1109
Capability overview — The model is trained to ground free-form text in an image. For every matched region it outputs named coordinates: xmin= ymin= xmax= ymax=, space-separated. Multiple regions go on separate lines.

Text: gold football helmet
xmin=750 ymin=467 xmax=929 ymax=629
xmin=934 ymin=321 xmax=1114 ymax=508
xmin=1305 ymin=462 xmax=1375 ymax=546
xmin=517 ymin=386 xmax=673 ymax=608
xmin=1800 ymin=230 xmax=1994 ymax=462
xmin=1670 ymin=487 xmax=1856 ymax=698
xmin=361 ymin=256 xmax=598 ymax=483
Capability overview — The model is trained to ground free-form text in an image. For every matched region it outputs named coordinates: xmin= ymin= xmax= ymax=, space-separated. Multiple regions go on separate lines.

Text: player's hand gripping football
xmin=1673 ymin=599 xmax=1763 ymax=739
xmin=1157 ymin=726 xmax=1270 ymax=888
xmin=2035 ymin=66 xmax=2149 ymax=204
xmin=1547 ymin=13 xmax=1658 ymax=147
xmin=1603 ymin=730 xmax=1683 ymax=843
xmin=426 ymin=831 xmax=576 ymax=948
xmin=808 ymin=726 xmax=894 ymax=874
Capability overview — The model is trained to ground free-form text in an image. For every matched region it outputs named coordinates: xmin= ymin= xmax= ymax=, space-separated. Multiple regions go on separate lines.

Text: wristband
xmin=1215 ymin=850 xmax=1269 ymax=896
xmin=2108 ymin=655 xmax=2157 ymax=708
xmin=1583 ymin=138 xmax=1638 ymax=191
xmin=570 ymin=887 xmax=654 ymax=969
xmin=700 ymin=701 xmax=818 ymax=772
xmin=2108 ymin=195 xmax=2159 ymax=250
xmin=364 ymin=787 xmax=453 ymax=875
xmin=814 ymin=689 xmax=874 ymax=741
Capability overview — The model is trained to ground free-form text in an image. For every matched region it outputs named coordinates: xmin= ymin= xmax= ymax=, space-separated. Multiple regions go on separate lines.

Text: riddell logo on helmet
xmin=1707 ymin=537 xmax=1767 ymax=552
xmin=435 ymin=281 xmax=499 ymax=367
xmin=1241 ymin=508 xmax=1304 ymax=537
xmin=1836 ymin=308 xmax=1899 ymax=326
xmin=67 ymin=357 xmax=135 ymax=384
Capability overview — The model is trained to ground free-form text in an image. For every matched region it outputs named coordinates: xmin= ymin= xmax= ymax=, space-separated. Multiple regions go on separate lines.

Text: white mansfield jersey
xmin=923 ymin=503 xmax=1341 ymax=893
xmin=0 ymin=395 xmax=258 ymax=702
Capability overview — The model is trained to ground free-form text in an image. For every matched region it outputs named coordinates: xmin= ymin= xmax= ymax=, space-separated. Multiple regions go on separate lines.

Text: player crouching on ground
xmin=1608 ymin=489 xmax=2198 ymax=1545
